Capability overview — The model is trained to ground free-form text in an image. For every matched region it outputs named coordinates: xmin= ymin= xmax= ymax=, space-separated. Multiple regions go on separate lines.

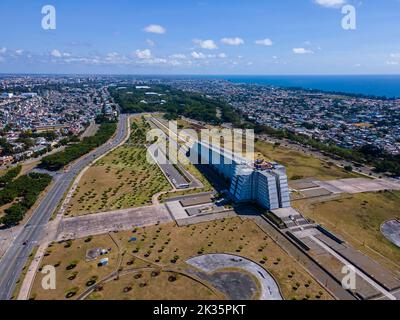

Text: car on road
xmin=177 ymin=183 xmax=190 ymax=189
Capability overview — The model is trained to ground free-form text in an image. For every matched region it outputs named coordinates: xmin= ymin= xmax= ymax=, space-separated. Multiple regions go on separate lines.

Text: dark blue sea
xmin=221 ymin=75 xmax=400 ymax=99
xmin=176 ymin=75 xmax=400 ymax=98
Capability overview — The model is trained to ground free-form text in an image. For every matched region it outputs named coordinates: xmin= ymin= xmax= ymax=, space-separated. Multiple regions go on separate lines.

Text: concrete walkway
xmin=17 ymin=243 xmax=48 ymax=300
xmin=56 ymin=204 xmax=172 ymax=241
xmin=316 ymin=178 xmax=400 ymax=194
xmin=309 ymin=235 xmax=397 ymax=300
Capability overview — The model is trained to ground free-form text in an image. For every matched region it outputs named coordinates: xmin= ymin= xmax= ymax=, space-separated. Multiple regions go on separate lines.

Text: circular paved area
xmin=186 ymin=253 xmax=283 ymax=300
xmin=381 ymin=220 xmax=400 ymax=248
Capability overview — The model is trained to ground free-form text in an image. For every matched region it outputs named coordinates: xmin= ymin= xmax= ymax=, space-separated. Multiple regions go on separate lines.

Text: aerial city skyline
xmin=0 ymin=0 xmax=400 ymax=307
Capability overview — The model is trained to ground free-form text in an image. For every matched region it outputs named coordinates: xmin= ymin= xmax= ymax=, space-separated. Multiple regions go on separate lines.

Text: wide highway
xmin=0 ymin=114 xmax=129 ymax=300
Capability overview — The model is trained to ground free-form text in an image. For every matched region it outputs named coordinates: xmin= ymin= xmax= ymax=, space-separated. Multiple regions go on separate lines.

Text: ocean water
xmin=223 ymin=75 xmax=400 ymax=98
xmin=211 ymin=75 xmax=400 ymax=98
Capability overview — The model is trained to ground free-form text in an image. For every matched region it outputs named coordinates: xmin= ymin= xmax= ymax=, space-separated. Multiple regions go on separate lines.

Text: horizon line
xmin=1 ymin=73 xmax=400 ymax=77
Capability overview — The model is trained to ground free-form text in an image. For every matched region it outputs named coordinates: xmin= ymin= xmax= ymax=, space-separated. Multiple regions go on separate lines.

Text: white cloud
xmin=255 ymin=38 xmax=273 ymax=46
xmin=135 ymin=49 xmax=152 ymax=59
xmin=107 ymin=52 xmax=119 ymax=57
xmin=168 ymin=59 xmax=182 ymax=66
xmin=105 ymin=52 xmax=121 ymax=62
xmin=50 ymin=49 xmax=71 ymax=58
xmin=51 ymin=49 xmax=62 ymax=58
xmin=193 ymin=39 xmax=218 ymax=50
xmin=221 ymin=37 xmax=244 ymax=46
xmin=218 ymin=53 xmax=227 ymax=58
xmin=0 ymin=47 xmax=7 ymax=54
xmin=144 ymin=24 xmax=166 ymax=34
xmin=15 ymin=49 xmax=23 ymax=55
xmin=140 ymin=57 xmax=168 ymax=65
xmin=170 ymin=53 xmax=187 ymax=59
xmin=314 ymin=0 xmax=346 ymax=8
xmin=293 ymin=48 xmax=314 ymax=54
xmin=386 ymin=53 xmax=400 ymax=65
xmin=191 ymin=51 xmax=206 ymax=59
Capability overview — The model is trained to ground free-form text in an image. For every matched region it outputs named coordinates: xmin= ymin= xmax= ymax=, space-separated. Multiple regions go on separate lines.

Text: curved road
xmin=0 ymin=114 xmax=129 ymax=300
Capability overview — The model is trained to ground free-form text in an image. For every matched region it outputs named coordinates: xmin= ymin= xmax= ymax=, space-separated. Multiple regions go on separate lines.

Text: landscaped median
xmin=39 ymin=122 xmax=117 ymax=171
xmin=65 ymin=116 xmax=171 ymax=216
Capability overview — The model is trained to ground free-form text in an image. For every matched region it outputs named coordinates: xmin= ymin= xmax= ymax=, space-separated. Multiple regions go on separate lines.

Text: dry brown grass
xmin=30 ymin=234 xmax=119 ymax=300
xmin=293 ymin=191 xmax=400 ymax=276
xmin=30 ymin=218 xmax=331 ymax=300
xmin=255 ymin=141 xmax=359 ymax=182
xmin=86 ymin=271 xmax=221 ymax=300
xmin=66 ymin=117 xmax=171 ymax=216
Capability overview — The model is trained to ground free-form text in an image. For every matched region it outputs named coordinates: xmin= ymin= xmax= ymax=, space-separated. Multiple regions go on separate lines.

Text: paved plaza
xmin=56 ymin=204 xmax=172 ymax=240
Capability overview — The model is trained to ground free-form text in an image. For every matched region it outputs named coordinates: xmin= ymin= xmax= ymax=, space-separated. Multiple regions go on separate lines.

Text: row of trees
xmin=0 ymin=137 xmax=14 ymax=156
xmin=39 ymin=122 xmax=117 ymax=171
xmin=0 ymin=172 xmax=52 ymax=227
xmin=19 ymin=130 xmax=58 ymax=141
xmin=253 ymin=123 xmax=400 ymax=176
xmin=110 ymin=85 xmax=240 ymax=125
xmin=0 ymin=165 xmax=22 ymax=187
xmin=358 ymin=144 xmax=400 ymax=176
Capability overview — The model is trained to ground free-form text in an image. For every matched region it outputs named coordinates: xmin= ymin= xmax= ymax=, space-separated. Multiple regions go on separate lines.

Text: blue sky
xmin=0 ymin=0 xmax=399 ymax=74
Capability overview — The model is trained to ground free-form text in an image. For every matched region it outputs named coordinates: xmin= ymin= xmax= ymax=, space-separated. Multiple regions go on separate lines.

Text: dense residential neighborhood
xmin=2 ymin=75 xmax=400 ymax=173
xmin=168 ymin=79 xmax=400 ymax=156
xmin=0 ymin=76 xmax=116 ymax=165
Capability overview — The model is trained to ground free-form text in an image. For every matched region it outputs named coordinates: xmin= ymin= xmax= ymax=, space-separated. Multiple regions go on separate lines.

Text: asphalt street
xmin=0 ymin=114 xmax=129 ymax=300
xmin=149 ymin=117 xmax=201 ymax=189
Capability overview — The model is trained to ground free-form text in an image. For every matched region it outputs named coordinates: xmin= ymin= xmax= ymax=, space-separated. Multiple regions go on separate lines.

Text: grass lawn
xmin=66 ymin=117 xmax=171 ymax=216
xmin=29 ymin=218 xmax=331 ymax=300
xmin=293 ymin=191 xmax=400 ymax=276
xmin=255 ymin=141 xmax=358 ymax=182
xmin=30 ymin=234 xmax=119 ymax=300
xmin=86 ymin=270 xmax=221 ymax=300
